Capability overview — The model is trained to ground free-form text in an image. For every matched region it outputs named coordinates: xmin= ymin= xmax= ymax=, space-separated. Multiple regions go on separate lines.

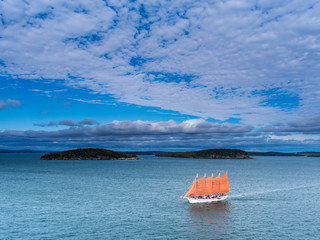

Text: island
xmin=248 ymin=151 xmax=320 ymax=157
xmin=0 ymin=149 xmax=44 ymax=153
xmin=156 ymin=149 xmax=252 ymax=159
xmin=40 ymin=148 xmax=138 ymax=160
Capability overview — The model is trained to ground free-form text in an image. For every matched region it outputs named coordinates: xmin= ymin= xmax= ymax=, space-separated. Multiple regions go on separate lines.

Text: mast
xmin=195 ymin=173 xmax=198 ymax=196
xmin=211 ymin=173 xmax=214 ymax=195
xmin=218 ymin=171 xmax=221 ymax=194
xmin=203 ymin=173 xmax=206 ymax=195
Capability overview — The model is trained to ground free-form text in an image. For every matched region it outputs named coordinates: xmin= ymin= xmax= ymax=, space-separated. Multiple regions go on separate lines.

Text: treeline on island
xmin=40 ymin=148 xmax=138 ymax=160
xmin=38 ymin=148 xmax=320 ymax=160
xmin=156 ymin=149 xmax=251 ymax=159
xmin=40 ymin=148 xmax=251 ymax=160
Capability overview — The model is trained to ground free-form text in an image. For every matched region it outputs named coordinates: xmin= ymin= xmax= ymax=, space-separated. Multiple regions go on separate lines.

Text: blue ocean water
xmin=0 ymin=153 xmax=319 ymax=239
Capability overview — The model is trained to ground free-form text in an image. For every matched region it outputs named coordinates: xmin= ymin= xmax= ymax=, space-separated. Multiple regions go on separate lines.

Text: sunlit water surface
xmin=0 ymin=154 xmax=319 ymax=239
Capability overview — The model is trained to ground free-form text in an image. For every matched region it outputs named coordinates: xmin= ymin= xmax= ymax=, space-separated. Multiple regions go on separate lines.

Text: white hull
xmin=186 ymin=195 xmax=228 ymax=203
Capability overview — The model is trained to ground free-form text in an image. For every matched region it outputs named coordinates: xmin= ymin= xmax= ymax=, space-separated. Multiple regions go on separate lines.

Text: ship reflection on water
xmin=186 ymin=201 xmax=231 ymax=237
xmin=188 ymin=201 xmax=230 ymax=222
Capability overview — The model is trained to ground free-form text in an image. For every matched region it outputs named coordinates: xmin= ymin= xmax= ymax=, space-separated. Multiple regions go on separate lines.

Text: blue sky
xmin=1 ymin=0 xmax=320 ymax=151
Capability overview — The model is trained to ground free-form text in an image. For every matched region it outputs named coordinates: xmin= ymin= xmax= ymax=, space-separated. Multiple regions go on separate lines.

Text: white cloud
xmin=94 ymin=118 xmax=253 ymax=134
xmin=0 ymin=0 xmax=320 ymax=125
xmin=269 ymin=134 xmax=320 ymax=141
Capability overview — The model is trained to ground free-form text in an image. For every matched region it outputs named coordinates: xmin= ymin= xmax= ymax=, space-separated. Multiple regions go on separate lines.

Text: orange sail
xmin=212 ymin=175 xmax=220 ymax=194
xmin=185 ymin=172 xmax=230 ymax=198
xmin=196 ymin=176 xmax=206 ymax=196
xmin=204 ymin=175 xmax=213 ymax=195
xmin=220 ymin=172 xmax=230 ymax=193
xmin=184 ymin=179 xmax=196 ymax=197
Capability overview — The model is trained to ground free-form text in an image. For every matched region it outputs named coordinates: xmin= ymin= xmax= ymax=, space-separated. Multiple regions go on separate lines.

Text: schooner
xmin=183 ymin=172 xmax=230 ymax=203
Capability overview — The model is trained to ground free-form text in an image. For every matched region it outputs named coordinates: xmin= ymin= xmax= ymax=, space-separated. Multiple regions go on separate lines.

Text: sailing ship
xmin=182 ymin=172 xmax=230 ymax=203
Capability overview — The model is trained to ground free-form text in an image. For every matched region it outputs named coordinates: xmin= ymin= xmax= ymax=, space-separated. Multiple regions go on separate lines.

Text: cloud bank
xmin=1 ymin=119 xmax=320 ymax=151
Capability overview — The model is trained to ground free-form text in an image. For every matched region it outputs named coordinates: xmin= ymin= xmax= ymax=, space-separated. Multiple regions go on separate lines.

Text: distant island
xmin=248 ymin=151 xmax=320 ymax=157
xmin=0 ymin=149 xmax=44 ymax=153
xmin=40 ymin=148 xmax=138 ymax=160
xmin=4 ymin=147 xmax=319 ymax=159
xmin=156 ymin=149 xmax=252 ymax=159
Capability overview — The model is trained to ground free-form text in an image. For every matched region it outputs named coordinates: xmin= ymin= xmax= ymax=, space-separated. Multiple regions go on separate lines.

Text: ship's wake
xmin=230 ymin=183 xmax=320 ymax=199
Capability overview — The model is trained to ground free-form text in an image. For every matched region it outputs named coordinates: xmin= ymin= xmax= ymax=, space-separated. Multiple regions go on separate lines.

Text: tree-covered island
xmin=156 ymin=149 xmax=252 ymax=159
xmin=40 ymin=148 xmax=138 ymax=160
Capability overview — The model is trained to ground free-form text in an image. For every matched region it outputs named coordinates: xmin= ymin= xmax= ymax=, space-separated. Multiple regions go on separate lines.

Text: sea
xmin=0 ymin=153 xmax=319 ymax=240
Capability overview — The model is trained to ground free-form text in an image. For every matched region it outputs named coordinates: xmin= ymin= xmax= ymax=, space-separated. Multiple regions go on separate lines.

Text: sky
xmin=1 ymin=0 xmax=320 ymax=151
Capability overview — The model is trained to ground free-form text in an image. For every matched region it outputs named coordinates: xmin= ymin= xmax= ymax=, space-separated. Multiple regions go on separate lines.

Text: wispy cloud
xmin=0 ymin=99 xmax=21 ymax=110
xmin=260 ymin=115 xmax=320 ymax=133
xmin=34 ymin=121 xmax=57 ymax=127
xmin=269 ymin=134 xmax=320 ymax=141
xmin=34 ymin=118 xmax=99 ymax=128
